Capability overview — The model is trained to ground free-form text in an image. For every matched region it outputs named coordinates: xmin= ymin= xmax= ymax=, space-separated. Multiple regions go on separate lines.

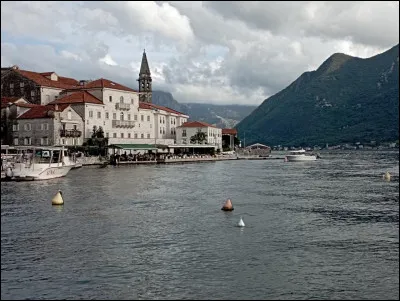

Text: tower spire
xmin=139 ymin=50 xmax=151 ymax=76
xmin=137 ymin=50 xmax=152 ymax=103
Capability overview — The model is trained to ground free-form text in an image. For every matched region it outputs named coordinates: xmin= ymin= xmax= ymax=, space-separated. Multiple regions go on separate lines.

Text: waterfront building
xmin=175 ymin=121 xmax=222 ymax=151
xmin=1 ymin=51 xmax=225 ymax=154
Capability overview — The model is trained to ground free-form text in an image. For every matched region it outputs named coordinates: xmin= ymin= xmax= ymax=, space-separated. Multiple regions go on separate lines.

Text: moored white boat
xmin=6 ymin=146 xmax=74 ymax=181
xmin=285 ymin=149 xmax=317 ymax=162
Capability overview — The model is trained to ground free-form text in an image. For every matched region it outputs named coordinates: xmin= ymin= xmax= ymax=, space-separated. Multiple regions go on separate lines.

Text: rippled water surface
xmin=1 ymin=150 xmax=399 ymax=300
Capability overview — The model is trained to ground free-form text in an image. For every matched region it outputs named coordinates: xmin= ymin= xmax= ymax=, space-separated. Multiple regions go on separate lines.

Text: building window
xmin=31 ymin=91 xmax=36 ymax=96
xmin=113 ymin=133 xmax=116 ymax=138
xmin=141 ymin=115 xmax=144 ymax=121
xmin=24 ymin=137 xmax=31 ymax=145
xmin=121 ymin=133 xmax=124 ymax=138
xmin=41 ymin=137 xmax=49 ymax=145
xmin=147 ymin=116 xmax=150 ymax=122
xmin=106 ymin=112 xmax=109 ymax=119
xmin=131 ymin=98 xmax=134 ymax=104
xmin=113 ymin=113 xmax=116 ymax=119
xmin=120 ymin=112 xmax=124 ymax=121
xmin=14 ymin=138 xmax=19 ymax=145
xmin=183 ymin=129 xmax=187 ymax=137
xmin=162 ymin=128 xmax=165 ymax=134
xmin=62 ymin=139 xmax=65 ymax=145
xmin=134 ymin=133 xmax=138 ymax=138
xmin=106 ymin=132 xmax=109 ymax=138
xmin=160 ymin=128 xmax=162 ymax=134
xmin=128 ymin=133 xmax=131 ymax=138
xmin=24 ymin=123 xmax=31 ymax=131
xmin=147 ymin=134 xmax=150 ymax=138
xmin=44 ymin=123 xmax=49 ymax=130
xmin=120 ymin=96 xmax=124 ymax=103
xmin=67 ymin=110 xmax=72 ymax=120
xmin=160 ymin=118 xmax=162 ymax=123
xmin=19 ymin=82 xmax=24 ymax=88
xmin=97 ymin=111 xmax=101 ymax=119
xmin=89 ymin=111 xmax=93 ymax=118
xmin=12 ymin=124 xmax=19 ymax=131
xmin=163 ymin=118 xmax=165 ymax=124
xmin=109 ymin=96 xmax=112 ymax=102
xmin=134 ymin=115 xmax=138 ymax=121
xmin=128 ymin=114 xmax=131 ymax=121
xmin=141 ymin=133 xmax=144 ymax=138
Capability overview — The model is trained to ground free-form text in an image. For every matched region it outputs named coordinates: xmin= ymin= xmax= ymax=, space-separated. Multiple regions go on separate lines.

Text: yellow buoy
xmin=52 ymin=190 xmax=64 ymax=205
xmin=383 ymin=172 xmax=391 ymax=182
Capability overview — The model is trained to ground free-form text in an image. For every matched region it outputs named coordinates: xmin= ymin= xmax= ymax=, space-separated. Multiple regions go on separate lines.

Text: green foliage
xmin=190 ymin=131 xmax=207 ymax=144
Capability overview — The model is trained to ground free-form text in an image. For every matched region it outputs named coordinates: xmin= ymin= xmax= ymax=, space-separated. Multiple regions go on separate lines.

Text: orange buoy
xmin=221 ymin=199 xmax=234 ymax=211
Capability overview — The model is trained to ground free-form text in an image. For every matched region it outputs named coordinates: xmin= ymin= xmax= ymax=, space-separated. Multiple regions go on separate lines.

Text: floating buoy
xmin=52 ymin=190 xmax=64 ymax=205
xmin=221 ymin=199 xmax=234 ymax=211
xmin=383 ymin=171 xmax=391 ymax=181
xmin=237 ymin=217 xmax=245 ymax=227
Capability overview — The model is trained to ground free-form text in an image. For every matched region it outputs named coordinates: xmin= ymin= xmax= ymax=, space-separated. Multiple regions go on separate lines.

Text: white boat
xmin=6 ymin=146 xmax=74 ymax=181
xmin=285 ymin=149 xmax=317 ymax=162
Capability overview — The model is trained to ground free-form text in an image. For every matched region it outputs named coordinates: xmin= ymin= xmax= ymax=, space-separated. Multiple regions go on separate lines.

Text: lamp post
xmin=152 ymin=108 xmax=158 ymax=160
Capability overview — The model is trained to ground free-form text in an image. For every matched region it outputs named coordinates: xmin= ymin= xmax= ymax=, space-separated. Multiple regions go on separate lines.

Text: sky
xmin=1 ymin=1 xmax=399 ymax=105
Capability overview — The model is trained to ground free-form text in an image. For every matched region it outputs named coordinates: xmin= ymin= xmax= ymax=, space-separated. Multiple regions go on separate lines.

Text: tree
xmin=190 ymin=130 xmax=207 ymax=144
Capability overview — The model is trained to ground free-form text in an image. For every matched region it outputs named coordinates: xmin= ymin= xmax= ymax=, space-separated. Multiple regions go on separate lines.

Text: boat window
xmin=52 ymin=151 xmax=60 ymax=163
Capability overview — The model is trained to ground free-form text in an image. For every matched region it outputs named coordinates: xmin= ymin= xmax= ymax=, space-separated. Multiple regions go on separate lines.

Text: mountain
xmin=152 ymin=90 xmax=256 ymax=128
xmin=236 ymin=44 xmax=399 ymax=147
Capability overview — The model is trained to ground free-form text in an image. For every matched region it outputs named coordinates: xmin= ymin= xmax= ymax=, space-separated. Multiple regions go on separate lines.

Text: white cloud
xmin=99 ymin=54 xmax=118 ymax=66
xmin=1 ymin=1 xmax=399 ymax=105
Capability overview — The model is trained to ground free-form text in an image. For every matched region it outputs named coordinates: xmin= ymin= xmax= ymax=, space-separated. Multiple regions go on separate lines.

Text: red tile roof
xmin=18 ymin=104 xmax=70 ymax=119
xmin=138 ymin=102 xmax=186 ymax=116
xmin=18 ymin=105 xmax=54 ymax=119
xmin=75 ymin=78 xmax=137 ymax=92
xmin=1 ymin=97 xmax=34 ymax=109
xmin=14 ymin=103 xmax=37 ymax=108
xmin=222 ymin=128 xmax=237 ymax=135
xmin=180 ymin=121 xmax=217 ymax=128
xmin=49 ymin=91 xmax=103 ymax=105
xmin=1 ymin=97 xmax=20 ymax=108
xmin=14 ymin=69 xmax=79 ymax=89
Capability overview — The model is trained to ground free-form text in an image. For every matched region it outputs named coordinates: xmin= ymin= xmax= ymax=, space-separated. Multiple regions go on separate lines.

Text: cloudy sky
xmin=1 ymin=1 xmax=399 ymax=105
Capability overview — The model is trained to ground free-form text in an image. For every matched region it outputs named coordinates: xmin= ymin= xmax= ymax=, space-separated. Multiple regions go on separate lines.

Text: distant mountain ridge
xmin=236 ymin=44 xmax=399 ymax=146
xmin=152 ymin=91 xmax=256 ymax=128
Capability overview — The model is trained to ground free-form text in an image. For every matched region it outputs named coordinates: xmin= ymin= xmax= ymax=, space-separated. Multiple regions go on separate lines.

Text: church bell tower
xmin=137 ymin=50 xmax=152 ymax=103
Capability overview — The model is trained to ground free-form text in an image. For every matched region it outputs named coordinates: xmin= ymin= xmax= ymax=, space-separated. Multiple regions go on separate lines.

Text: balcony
xmin=115 ymin=103 xmax=131 ymax=110
xmin=112 ymin=120 xmax=135 ymax=128
xmin=60 ymin=129 xmax=82 ymax=137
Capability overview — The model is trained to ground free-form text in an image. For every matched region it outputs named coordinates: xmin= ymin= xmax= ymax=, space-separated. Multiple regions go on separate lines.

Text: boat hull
xmin=286 ymin=155 xmax=317 ymax=162
xmin=9 ymin=164 xmax=73 ymax=181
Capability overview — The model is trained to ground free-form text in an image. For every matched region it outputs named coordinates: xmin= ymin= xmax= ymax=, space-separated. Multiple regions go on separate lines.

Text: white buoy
xmin=52 ymin=190 xmax=64 ymax=205
xmin=237 ymin=216 xmax=245 ymax=227
xmin=383 ymin=171 xmax=391 ymax=181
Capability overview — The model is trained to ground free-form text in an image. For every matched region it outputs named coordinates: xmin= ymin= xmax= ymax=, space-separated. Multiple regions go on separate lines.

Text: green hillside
xmin=236 ymin=44 xmax=399 ymax=147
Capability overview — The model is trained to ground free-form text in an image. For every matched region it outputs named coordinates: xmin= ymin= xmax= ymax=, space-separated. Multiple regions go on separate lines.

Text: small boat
xmin=6 ymin=146 xmax=74 ymax=181
xmin=285 ymin=149 xmax=317 ymax=162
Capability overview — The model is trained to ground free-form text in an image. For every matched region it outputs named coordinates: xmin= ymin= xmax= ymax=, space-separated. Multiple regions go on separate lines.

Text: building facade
xmin=175 ymin=121 xmax=222 ymax=150
xmin=1 ymin=51 xmax=223 ymax=151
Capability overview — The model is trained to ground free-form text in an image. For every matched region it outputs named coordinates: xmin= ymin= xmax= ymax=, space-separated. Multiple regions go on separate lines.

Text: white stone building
xmin=175 ymin=121 xmax=222 ymax=150
xmin=1 ymin=51 xmax=224 ymax=154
